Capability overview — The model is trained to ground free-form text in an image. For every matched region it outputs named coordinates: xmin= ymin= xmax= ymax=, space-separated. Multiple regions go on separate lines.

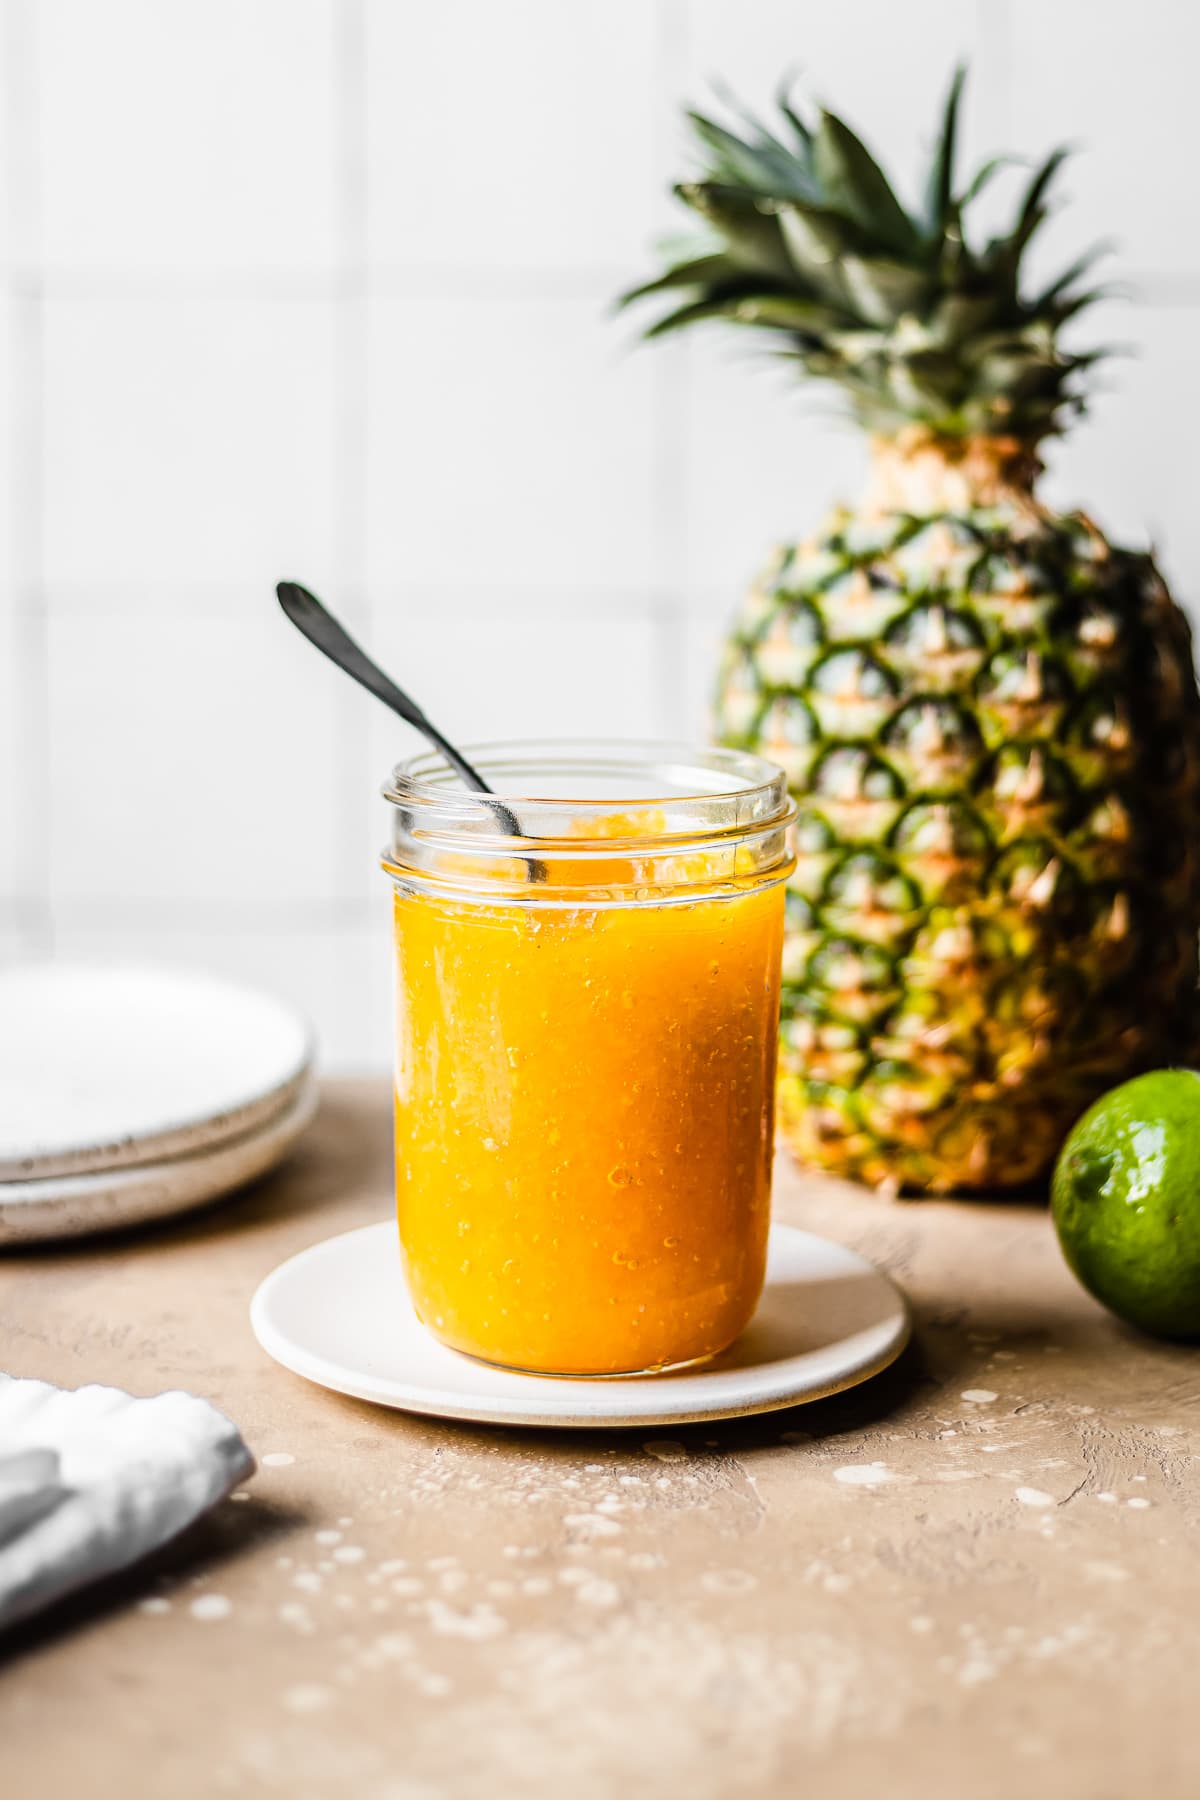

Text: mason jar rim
xmin=380 ymin=738 xmax=795 ymax=904
xmin=382 ymin=737 xmax=790 ymax=830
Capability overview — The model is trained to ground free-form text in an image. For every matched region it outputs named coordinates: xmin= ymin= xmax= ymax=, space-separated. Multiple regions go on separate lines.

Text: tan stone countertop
xmin=2 ymin=1078 xmax=1198 ymax=1798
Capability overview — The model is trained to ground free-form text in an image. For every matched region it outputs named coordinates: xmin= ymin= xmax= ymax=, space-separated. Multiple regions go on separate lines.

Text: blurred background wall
xmin=1 ymin=0 xmax=1196 ymax=1070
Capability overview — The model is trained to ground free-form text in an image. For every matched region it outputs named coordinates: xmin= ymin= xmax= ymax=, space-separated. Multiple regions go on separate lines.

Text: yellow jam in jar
xmin=383 ymin=743 xmax=795 ymax=1377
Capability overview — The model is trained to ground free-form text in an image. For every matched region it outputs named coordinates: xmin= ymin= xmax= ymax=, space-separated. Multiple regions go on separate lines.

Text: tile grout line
xmin=51 ymin=898 xmax=385 ymax=930
xmin=6 ymin=265 xmax=1200 ymax=307
xmin=650 ymin=0 xmax=691 ymax=739
xmin=0 ymin=266 xmax=634 ymax=299
xmin=977 ymin=0 xmax=1012 ymax=145
xmin=333 ymin=0 xmax=378 ymax=940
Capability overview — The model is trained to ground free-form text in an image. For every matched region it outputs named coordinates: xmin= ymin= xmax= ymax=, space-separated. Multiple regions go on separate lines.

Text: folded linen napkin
xmin=0 ymin=1373 xmax=254 ymax=1633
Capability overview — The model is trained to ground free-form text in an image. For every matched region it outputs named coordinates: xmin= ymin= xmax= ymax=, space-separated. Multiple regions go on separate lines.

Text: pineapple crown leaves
xmin=619 ymin=67 xmax=1114 ymax=445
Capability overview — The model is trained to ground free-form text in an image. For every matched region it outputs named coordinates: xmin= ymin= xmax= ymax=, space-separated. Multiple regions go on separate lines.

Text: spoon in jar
xmin=276 ymin=580 xmax=543 ymax=875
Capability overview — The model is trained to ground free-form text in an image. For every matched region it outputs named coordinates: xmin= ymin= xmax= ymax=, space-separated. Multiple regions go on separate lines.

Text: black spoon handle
xmin=277 ymin=581 xmax=489 ymax=791
xmin=276 ymin=581 xmax=525 ymax=842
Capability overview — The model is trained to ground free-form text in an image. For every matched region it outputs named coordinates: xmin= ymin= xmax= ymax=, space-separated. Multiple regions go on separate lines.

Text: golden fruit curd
xmin=384 ymin=745 xmax=795 ymax=1377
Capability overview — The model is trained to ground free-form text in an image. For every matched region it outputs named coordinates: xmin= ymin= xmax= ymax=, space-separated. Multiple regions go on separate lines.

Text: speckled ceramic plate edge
xmin=0 ymin=966 xmax=314 ymax=1181
xmin=250 ymin=1221 xmax=912 ymax=1431
xmin=0 ymin=1076 xmax=319 ymax=1245
xmin=0 ymin=1062 xmax=314 ymax=1184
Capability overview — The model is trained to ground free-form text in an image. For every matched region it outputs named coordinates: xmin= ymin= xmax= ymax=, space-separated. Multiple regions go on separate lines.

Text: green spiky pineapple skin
xmin=624 ymin=65 xmax=1200 ymax=1191
xmin=716 ymin=503 xmax=1200 ymax=1192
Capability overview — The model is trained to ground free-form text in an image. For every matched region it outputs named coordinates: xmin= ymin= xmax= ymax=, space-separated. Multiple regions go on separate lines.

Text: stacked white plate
xmin=0 ymin=965 xmax=317 ymax=1244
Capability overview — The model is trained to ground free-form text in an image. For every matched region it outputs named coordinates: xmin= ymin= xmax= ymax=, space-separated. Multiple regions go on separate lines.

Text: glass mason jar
xmin=381 ymin=740 xmax=795 ymax=1378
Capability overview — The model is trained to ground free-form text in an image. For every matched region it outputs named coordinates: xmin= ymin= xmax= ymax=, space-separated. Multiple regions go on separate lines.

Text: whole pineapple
xmin=624 ymin=71 xmax=1200 ymax=1193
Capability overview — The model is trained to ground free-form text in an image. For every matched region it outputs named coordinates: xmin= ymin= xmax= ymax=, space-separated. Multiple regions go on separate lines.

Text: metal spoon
xmin=276 ymin=581 xmax=538 ymax=866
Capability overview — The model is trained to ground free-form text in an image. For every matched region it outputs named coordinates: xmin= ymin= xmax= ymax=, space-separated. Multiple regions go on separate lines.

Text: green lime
xmin=1051 ymin=1069 xmax=1200 ymax=1339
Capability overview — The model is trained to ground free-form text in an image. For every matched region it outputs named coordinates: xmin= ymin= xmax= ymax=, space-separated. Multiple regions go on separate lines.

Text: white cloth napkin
xmin=0 ymin=1373 xmax=254 ymax=1633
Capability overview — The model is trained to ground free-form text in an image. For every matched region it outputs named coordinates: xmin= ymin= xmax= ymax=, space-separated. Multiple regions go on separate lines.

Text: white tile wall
xmin=3 ymin=0 xmax=1199 ymax=1069
xmin=365 ymin=0 xmax=664 ymax=277
xmin=42 ymin=297 xmax=343 ymax=597
xmin=1043 ymin=305 xmax=1200 ymax=594
xmin=680 ymin=338 xmax=867 ymax=592
xmin=45 ymin=613 xmax=368 ymax=906
xmin=681 ymin=0 xmax=989 ymax=186
xmin=33 ymin=0 xmax=341 ymax=276
xmin=1008 ymin=0 xmax=1200 ymax=279
xmin=0 ymin=299 xmax=12 ymax=581
xmin=52 ymin=913 xmax=393 ymax=1073
xmin=0 ymin=601 xmax=20 ymax=903
xmin=365 ymin=296 xmax=658 ymax=592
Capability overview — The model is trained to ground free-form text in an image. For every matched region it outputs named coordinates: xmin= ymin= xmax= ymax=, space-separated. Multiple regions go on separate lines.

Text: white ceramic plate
xmin=0 ymin=1076 xmax=318 ymax=1244
xmin=250 ymin=1221 xmax=910 ymax=1430
xmin=0 ymin=964 xmax=313 ymax=1180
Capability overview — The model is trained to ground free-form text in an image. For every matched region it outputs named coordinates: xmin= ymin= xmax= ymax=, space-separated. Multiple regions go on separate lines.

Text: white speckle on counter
xmin=1084 ymin=1561 xmax=1131 ymax=1583
xmin=283 ymin=1683 xmax=331 ymax=1714
xmin=189 ymin=1594 xmax=232 ymax=1621
xmin=1096 ymin=1492 xmax=1118 ymax=1504
xmin=426 ymin=1599 xmax=507 ymax=1640
xmin=700 ymin=1569 xmax=757 ymax=1595
xmin=564 ymin=1512 xmax=622 ymax=1539
xmin=575 ymin=1578 xmax=620 ymax=1608
xmin=834 ymin=1463 xmax=894 ymax=1487
xmin=261 ymin=1452 xmax=294 ymax=1468
xmin=278 ymin=1602 xmax=315 ymax=1635
xmin=314 ymin=1528 xmax=342 ymax=1546
xmin=1127 ymin=1497 xmax=1152 ymax=1510
xmin=643 ymin=1440 xmax=688 ymax=1463
xmin=138 ymin=1596 xmax=170 ymax=1615
xmin=962 ymin=1389 xmax=998 ymax=1404
xmin=1014 ymin=1488 xmax=1055 ymax=1509
xmin=333 ymin=1545 xmax=366 ymax=1564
